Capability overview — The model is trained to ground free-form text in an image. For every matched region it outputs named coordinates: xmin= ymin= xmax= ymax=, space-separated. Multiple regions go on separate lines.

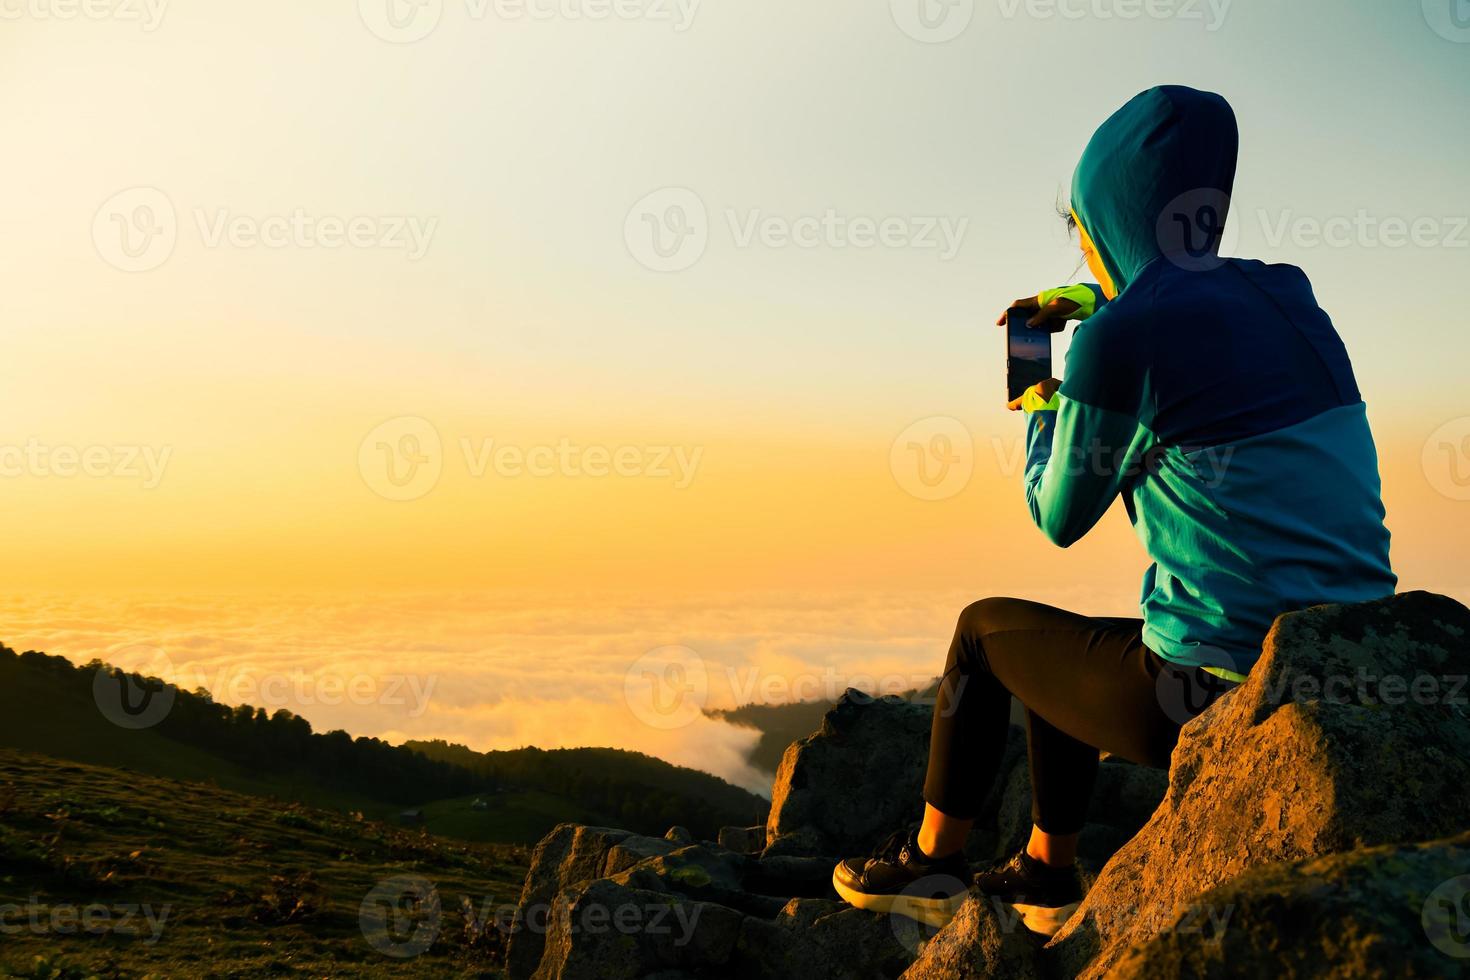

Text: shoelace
xmin=869 ymin=828 xmax=915 ymax=865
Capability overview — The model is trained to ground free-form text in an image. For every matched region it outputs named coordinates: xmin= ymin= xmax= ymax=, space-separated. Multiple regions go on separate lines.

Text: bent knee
xmin=955 ymin=596 xmax=1026 ymax=637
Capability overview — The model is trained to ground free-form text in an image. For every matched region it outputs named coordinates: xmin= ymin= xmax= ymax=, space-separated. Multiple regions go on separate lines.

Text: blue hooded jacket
xmin=1024 ymin=86 xmax=1396 ymax=677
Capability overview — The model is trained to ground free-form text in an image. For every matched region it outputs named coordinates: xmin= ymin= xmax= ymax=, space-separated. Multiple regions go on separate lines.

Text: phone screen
xmin=1006 ymin=310 xmax=1053 ymax=402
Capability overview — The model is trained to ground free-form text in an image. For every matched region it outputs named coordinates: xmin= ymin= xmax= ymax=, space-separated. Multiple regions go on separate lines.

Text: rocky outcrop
xmin=1048 ymin=590 xmax=1470 ymax=977
xmin=898 ymin=894 xmax=1041 ymax=980
xmin=506 ymin=592 xmax=1470 ymax=980
xmin=506 ymin=825 xmax=668 ymax=978
xmin=764 ymin=691 xmax=932 ymax=858
xmin=511 ymin=831 xmax=911 ymax=979
xmin=718 ymin=824 xmax=767 ymax=855
xmin=1108 ymin=831 xmax=1470 ymax=979
xmin=738 ymin=899 xmax=916 ymax=980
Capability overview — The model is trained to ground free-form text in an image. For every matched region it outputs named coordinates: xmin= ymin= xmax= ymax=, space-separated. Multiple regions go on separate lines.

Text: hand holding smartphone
xmin=1005 ymin=308 xmax=1053 ymax=403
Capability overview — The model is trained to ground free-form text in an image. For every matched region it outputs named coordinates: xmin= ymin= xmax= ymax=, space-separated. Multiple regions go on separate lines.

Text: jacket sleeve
xmin=1023 ymin=394 xmax=1154 ymax=548
xmin=1037 ymin=283 xmax=1108 ymax=321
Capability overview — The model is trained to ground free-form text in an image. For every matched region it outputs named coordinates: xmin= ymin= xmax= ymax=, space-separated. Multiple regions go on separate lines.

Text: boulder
xmin=664 ymin=826 xmax=694 ymax=845
xmin=736 ymin=898 xmax=916 ymax=980
xmin=512 ymin=834 xmax=918 ymax=980
xmin=531 ymin=877 xmax=743 ymax=980
xmin=613 ymin=843 xmax=787 ymax=919
xmin=1108 ymin=832 xmax=1470 ymax=979
xmin=506 ymin=824 xmax=637 ymax=979
xmin=899 ymin=893 xmax=1042 ymax=980
xmin=764 ymin=690 xmax=931 ymax=857
xmin=1048 ymin=591 xmax=1470 ymax=977
xmin=718 ymin=824 xmax=767 ymax=854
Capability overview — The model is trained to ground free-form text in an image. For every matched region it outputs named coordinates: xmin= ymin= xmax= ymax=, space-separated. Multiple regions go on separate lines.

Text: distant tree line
xmin=409 ymin=740 xmax=769 ymax=837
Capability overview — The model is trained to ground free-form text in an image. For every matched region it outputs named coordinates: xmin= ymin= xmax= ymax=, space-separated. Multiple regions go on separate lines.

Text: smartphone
xmin=1006 ymin=309 xmax=1053 ymax=403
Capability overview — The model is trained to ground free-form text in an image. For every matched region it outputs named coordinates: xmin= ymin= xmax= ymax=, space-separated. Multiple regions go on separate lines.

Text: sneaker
xmin=973 ymin=849 xmax=1082 ymax=937
xmin=831 ymin=829 xmax=971 ymax=928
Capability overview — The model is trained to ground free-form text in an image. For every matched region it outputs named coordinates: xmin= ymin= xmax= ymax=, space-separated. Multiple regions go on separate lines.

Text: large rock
xmin=765 ymin=690 xmax=933 ymax=858
xmin=763 ymin=688 xmax=1029 ymax=862
xmin=1109 ymin=832 xmax=1470 ymax=979
xmin=718 ymin=824 xmax=767 ymax=854
xmin=506 ymin=824 xmax=668 ymax=978
xmin=899 ymin=893 xmax=1042 ymax=980
xmin=513 ymin=833 xmax=915 ymax=980
xmin=506 ymin=825 xmax=627 ymax=978
xmin=737 ymin=898 xmax=915 ymax=979
xmin=531 ymin=877 xmax=744 ymax=980
xmin=1048 ymin=591 xmax=1470 ymax=977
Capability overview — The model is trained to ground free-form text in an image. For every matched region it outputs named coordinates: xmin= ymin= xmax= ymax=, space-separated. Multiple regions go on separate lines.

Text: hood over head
xmin=1071 ymin=86 xmax=1239 ymax=292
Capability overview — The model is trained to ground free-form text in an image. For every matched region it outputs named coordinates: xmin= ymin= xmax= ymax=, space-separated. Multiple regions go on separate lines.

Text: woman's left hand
xmin=1008 ymin=378 xmax=1061 ymax=412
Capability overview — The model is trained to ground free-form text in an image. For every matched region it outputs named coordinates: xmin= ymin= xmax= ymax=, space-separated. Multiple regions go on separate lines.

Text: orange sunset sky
xmin=3 ymin=2 xmax=1467 ymax=787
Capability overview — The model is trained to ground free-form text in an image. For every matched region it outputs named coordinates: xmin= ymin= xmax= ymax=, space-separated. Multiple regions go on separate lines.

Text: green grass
xmin=415 ymin=790 xmax=600 ymax=844
xmin=0 ymin=749 xmax=531 ymax=979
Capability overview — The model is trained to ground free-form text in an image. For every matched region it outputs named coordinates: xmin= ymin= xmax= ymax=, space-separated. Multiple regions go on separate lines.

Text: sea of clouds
xmin=1 ymin=587 xmax=1126 ymax=795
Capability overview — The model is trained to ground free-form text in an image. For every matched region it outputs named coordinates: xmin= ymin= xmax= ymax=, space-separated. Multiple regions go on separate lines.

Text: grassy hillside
xmin=0 ymin=749 xmax=529 ymax=979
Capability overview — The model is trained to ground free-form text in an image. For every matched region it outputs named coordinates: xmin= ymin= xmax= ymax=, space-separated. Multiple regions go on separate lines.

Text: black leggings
xmin=923 ymin=597 xmax=1237 ymax=835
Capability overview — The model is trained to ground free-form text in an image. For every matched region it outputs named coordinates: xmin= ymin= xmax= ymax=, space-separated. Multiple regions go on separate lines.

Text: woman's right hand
xmin=995 ymin=285 xmax=1102 ymax=331
xmin=994 ymin=293 xmax=1082 ymax=332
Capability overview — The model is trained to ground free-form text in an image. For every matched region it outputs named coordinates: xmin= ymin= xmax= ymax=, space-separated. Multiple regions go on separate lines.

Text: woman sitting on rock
xmin=832 ymin=85 xmax=1396 ymax=937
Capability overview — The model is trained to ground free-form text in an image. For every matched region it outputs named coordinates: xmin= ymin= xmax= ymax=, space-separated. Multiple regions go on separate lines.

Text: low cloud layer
xmin=2 ymin=588 xmax=1125 ymax=794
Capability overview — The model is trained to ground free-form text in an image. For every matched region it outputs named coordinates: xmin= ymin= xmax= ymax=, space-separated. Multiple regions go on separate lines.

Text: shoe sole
xmin=1006 ymin=900 xmax=1080 ymax=938
xmin=831 ymin=869 xmax=969 ymax=929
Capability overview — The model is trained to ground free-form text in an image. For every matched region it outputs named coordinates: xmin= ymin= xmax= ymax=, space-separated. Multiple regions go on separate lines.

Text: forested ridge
xmin=0 ymin=644 xmax=766 ymax=840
